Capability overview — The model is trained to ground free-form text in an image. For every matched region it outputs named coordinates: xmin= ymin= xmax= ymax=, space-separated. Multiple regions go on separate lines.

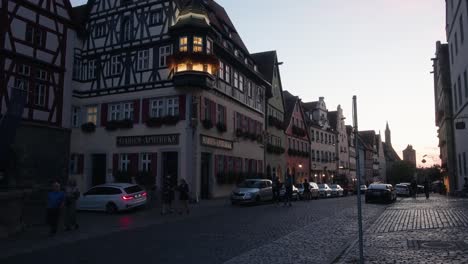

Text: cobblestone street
xmin=1 ymin=196 xmax=385 ymax=264
xmin=337 ymin=195 xmax=468 ymax=264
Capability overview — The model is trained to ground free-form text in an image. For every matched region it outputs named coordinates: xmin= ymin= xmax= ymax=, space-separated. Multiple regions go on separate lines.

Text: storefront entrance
xmin=200 ymin=152 xmax=211 ymax=199
xmin=91 ymin=154 xmax=106 ymax=186
xmin=162 ymin=152 xmax=178 ymax=191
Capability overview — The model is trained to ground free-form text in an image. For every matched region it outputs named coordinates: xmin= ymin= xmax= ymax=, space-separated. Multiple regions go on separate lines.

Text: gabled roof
xmin=359 ymin=130 xmax=376 ymax=150
xmin=328 ymin=111 xmax=338 ymax=130
xmin=72 ymin=3 xmax=91 ymax=37
xmin=283 ymin=90 xmax=298 ymax=127
xmin=346 ymin=125 xmax=353 ymax=136
xmin=302 ymin=101 xmax=318 ymax=111
xmin=250 ymin=51 xmax=276 ymax=83
xmin=383 ymin=142 xmax=401 ymax=162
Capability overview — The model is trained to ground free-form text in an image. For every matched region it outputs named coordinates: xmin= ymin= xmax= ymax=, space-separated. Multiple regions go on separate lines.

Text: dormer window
xmin=193 ymin=36 xmax=203 ymax=52
xmin=179 ymin=36 xmax=188 ymax=52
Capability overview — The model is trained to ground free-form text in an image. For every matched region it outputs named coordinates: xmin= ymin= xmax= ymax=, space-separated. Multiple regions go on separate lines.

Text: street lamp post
xmin=353 ymin=95 xmax=364 ymax=264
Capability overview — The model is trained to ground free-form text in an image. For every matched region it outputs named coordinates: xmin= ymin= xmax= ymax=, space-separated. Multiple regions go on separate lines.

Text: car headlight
xmin=244 ymin=192 xmax=253 ymax=198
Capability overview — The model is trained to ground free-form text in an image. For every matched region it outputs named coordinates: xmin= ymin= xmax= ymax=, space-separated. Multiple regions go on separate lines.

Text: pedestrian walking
xmin=177 ymin=179 xmax=190 ymax=214
xmin=272 ymin=176 xmax=281 ymax=204
xmin=302 ymin=179 xmax=311 ymax=201
xmin=424 ymin=178 xmax=430 ymax=200
xmin=161 ymin=175 xmax=175 ymax=215
xmin=46 ymin=181 xmax=65 ymax=236
xmin=411 ymin=179 xmax=418 ymax=198
xmin=284 ymin=173 xmax=293 ymax=207
xmin=64 ymin=179 xmax=80 ymax=231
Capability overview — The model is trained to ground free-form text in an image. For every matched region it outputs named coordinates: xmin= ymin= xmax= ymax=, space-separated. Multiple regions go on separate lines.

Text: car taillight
xmin=122 ymin=195 xmax=134 ymax=200
xmin=142 ymin=192 xmax=147 ymax=196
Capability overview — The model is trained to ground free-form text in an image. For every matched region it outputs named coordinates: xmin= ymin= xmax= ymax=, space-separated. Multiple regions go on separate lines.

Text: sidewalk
xmin=337 ymin=194 xmax=468 ymax=264
xmin=0 ymin=198 xmax=231 ymax=260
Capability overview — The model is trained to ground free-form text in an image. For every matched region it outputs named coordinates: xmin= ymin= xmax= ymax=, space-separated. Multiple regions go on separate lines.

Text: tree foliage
xmin=387 ymin=161 xmax=416 ymax=185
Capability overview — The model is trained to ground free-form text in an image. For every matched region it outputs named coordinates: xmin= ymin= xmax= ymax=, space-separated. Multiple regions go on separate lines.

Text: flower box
xmin=80 ymin=122 xmax=96 ymax=133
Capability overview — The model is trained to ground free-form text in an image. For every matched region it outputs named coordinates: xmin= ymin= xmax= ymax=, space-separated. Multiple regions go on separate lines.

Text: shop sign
xmin=117 ymin=134 xmax=179 ymax=147
xmin=201 ymin=135 xmax=233 ymax=150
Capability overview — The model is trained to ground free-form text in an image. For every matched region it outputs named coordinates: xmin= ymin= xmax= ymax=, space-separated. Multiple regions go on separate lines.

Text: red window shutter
xmin=77 ymin=154 xmax=84 ymax=174
xmin=130 ymin=153 xmax=139 ymax=176
xmin=142 ymin=99 xmax=149 ymax=123
xmin=211 ymin=101 xmax=216 ymax=124
xmin=133 ymin=99 xmax=140 ymax=124
xmin=101 ymin=103 xmax=108 ymax=126
xmin=179 ymin=95 xmax=186 ymax=120
xmin=113 ymin=154 xmax=119 ymax=172
xmin=151 ymin=153 xmax=157 ymax=176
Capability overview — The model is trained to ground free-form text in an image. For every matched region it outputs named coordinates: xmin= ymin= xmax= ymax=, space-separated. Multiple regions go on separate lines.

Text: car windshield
xmin=124 ymin=185 xmax=143 ymax=194
xmin=238 ymin=181 xmax=262 ymax=188
xmin=396 ymin=185 xmax=408 ymax=189
xmin=318 ymin=184 xmax=326 ymax=188
xmin=369 ymin=184 xmax=388 ymax=190
xmin=330 ymin=184 xmax=338 ymax=188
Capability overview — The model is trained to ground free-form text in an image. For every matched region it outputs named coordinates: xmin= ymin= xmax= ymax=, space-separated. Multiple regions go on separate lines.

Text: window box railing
xmin=146 ymin=115 xmax=180 ymax=127
xmin=292 ymin=125 xmax=306 ymax=137
xmin=266 ymin=144 xmax=285 ymax=155
xmin=287 ymin=149 xmax=309 ymax=157
xmin=81 ymin=122 xmax=96 ymax=133
xmin=268 ymin=115 xmax=284 ymax=130
xmin=105 ymin=119 xmax=133 ymax=131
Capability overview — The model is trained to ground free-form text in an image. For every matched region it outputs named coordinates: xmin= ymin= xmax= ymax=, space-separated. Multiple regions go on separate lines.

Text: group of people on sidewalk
xmin=160 ymin=177 xmax=190 ymax=215
xmin=46 ymin=180 xmax=80 ymax=236
xmin=272 ymin=173 xmax=314 ymax=207
xmin=410 ymin=179 xmax=431 ymax=199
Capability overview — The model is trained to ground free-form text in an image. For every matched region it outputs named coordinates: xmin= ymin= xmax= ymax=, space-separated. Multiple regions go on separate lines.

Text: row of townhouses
xmin=1 ymin=0 xmax=392 ymax=200
xmin=433 ymin=0 xmax=468 ymax=194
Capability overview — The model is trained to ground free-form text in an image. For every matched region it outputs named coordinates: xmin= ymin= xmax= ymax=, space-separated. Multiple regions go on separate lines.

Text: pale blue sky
xmin=70 ymin=0 xmax=445 ymax=166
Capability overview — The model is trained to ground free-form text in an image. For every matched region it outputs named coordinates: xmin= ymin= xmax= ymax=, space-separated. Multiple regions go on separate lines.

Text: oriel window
xmin=193 ymin=36 xmax=203 ymax=52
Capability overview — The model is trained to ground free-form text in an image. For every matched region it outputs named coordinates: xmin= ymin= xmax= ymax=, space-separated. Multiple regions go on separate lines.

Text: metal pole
xmin=353 ymin=95 xmax=364 ymax=264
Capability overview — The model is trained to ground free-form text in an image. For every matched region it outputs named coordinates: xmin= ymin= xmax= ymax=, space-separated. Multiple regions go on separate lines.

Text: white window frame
xmin=247 ymin=81 xmax=252 ymax=97
xmin=217 ymin=104 xmax=225 ymax=124
xmin=72 ymin=106 xmax=80 ymax=128
xmin=166 ymin=97 xmax=179 ymax=117
xmin=123 ymin=102 xmax=134 ymax=120
xmin=119 ymin=154 xmax=130 ymax=171
xmin=137 ymin=50 xmax=150 ymax=71
xmin=73 ymin=59 xmax=82 ymax=80
xmin=150 ymin=98 xmax=165 ymax=118
xmin=109 ymin=104 xmax=121 ymax=121
xmin=207 ymin=38 xmax=213 ymax=54
xmin=122 ymin=17 xmax=132 ymax=42
xmin=140 ymin=153 xmax=151 ymax=172
xmin=239 ymin=75 xmax=244 ymax=92
xmin=86 ymin=106 xmax=98 ymax=124
xmin=159 ymin=45 xmax=172 ymax=67
xmin=149 ymin=9 xmax=163 ymax=26
xmin=233 ymin=71 xmax=239 ymax=88
xmin=219 ymin=61 xmax=224 ymax=80
xmin=36 ymin=69 xmax=47 ymax=80
xmin=110 ymin=56 xmax=121 ymax=76
xmin=225 ymin=65 xmax=231 ymax=83
xmin=88 ymin=60 xmax=96 ymax=79
xmin=34 ymin=83 xmax=46 ymax=107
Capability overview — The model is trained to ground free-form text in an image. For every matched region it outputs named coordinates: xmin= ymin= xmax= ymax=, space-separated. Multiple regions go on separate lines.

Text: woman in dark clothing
xmin=303 ymin=179 xmax=311 ymax=201
xmin=177 ymin=179 xmax=190 ymax=214
xmin=161 ymin=175 xmax=175 ymax=215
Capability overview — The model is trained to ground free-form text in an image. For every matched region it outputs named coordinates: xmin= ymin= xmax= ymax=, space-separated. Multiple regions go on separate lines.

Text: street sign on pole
xmin=353 ymin=95 xmax=364 ymax=264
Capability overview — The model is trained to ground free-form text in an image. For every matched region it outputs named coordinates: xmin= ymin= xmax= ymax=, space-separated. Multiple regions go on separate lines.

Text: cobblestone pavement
xmin=2 ymin=196 xmax=386 ymax=264
xmin=337 ymin=195 xmax=468 ymax=264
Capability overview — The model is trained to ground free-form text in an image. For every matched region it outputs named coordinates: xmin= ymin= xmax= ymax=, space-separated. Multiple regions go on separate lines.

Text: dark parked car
xmin=365 ymin=183 xmax=397 ymax=203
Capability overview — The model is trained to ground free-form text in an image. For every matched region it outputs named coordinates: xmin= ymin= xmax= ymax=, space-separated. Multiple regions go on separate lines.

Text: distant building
xmin=328 ymin=106 xmax=350 ymax=186
xmin=432 ymin=41 xmax=457 ymax=193
xmin=346 ymin=125 xmax=357 ymax=185
xmin=359 ymin=131 xmax=384 ymax=183
xmin=403 ymin=145 xmax=417 ymax=167
xmin=446 ymin=0 xmax=468 ymax=192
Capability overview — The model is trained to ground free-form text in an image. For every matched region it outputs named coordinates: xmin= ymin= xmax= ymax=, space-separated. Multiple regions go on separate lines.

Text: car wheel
xmin=255 ymin=195 xmax=261 ymax=204
xmin=106 ymin=202 xmax=118 ymax=214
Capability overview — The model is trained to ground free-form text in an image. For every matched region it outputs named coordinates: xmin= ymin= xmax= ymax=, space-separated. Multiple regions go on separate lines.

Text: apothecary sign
xmin=117 ymin=134 xmax=179 ymax=147
xmin=201 ymin=135 xmax=233 ymax=150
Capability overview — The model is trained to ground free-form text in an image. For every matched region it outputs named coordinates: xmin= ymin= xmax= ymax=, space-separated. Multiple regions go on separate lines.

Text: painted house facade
xmin=303 ymin=98 xmax=337 ymax=184
xmin=0 ymin=0 xmax=75 ymax=187
xmin=69 ymin=0 xmax=269 ymax=200
xmin=328 ymin=106 xmax=350 ymax=186
xmin=283 ymin=91 xmax=310 ymax=183
xmin=251 ymin=51 xmax=286 ymax=180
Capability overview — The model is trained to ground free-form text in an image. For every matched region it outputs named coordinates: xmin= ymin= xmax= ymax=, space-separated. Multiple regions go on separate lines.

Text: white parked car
xmin=396 ymin=183 xmax=410 ymax=196
xmin=77 ymin=183 xmax=147 ymax=213
xmin=318 ymin=184 xmax=332 ymax=198
xmin=231 ymin=179 xmax=273 ymax=204
xmin=330 ymin=184 xmax=344 ymax=197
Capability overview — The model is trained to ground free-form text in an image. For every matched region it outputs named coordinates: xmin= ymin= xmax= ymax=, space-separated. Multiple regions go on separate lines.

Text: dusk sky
xmin=70 ymin=0 xmax=446 ymax=166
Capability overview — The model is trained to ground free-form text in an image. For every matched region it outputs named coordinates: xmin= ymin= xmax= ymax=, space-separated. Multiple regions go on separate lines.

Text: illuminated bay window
xmin=179 ymin=36 xmax=188 ymax=52
xmin=193 ymin=36 xmax=203 ymax=52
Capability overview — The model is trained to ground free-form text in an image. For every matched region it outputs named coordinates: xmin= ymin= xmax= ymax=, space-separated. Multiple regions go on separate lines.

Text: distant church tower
xmin=385 ymin=121 xmax=392 ymax=147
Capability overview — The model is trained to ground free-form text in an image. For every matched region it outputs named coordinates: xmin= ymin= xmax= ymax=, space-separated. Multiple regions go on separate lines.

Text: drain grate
xmin=407 ymin=240 xmax=468 ymax=250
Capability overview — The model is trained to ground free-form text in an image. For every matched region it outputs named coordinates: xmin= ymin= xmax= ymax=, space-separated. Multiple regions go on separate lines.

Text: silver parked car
xmin=396 ymin=184 xmax=410 ymax=196
xmin=231 ymin=179 xmax=273 ymax=204
xmin=318 ymin=183 xmax=332 ymax=198
xmin=330 ymin=184 xmax=344 ymax=197
xmin=77 ymin=183 xmax=147 ymax=213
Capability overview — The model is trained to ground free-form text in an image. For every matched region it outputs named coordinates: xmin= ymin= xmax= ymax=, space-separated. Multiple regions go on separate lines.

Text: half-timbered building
xmin=283 ymin=91 xmax=310 ymax=183
xmin=0 ymin=0 xmax=75 ymax=187
xmin=69 ymin=0 xmax=269 ymax=199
